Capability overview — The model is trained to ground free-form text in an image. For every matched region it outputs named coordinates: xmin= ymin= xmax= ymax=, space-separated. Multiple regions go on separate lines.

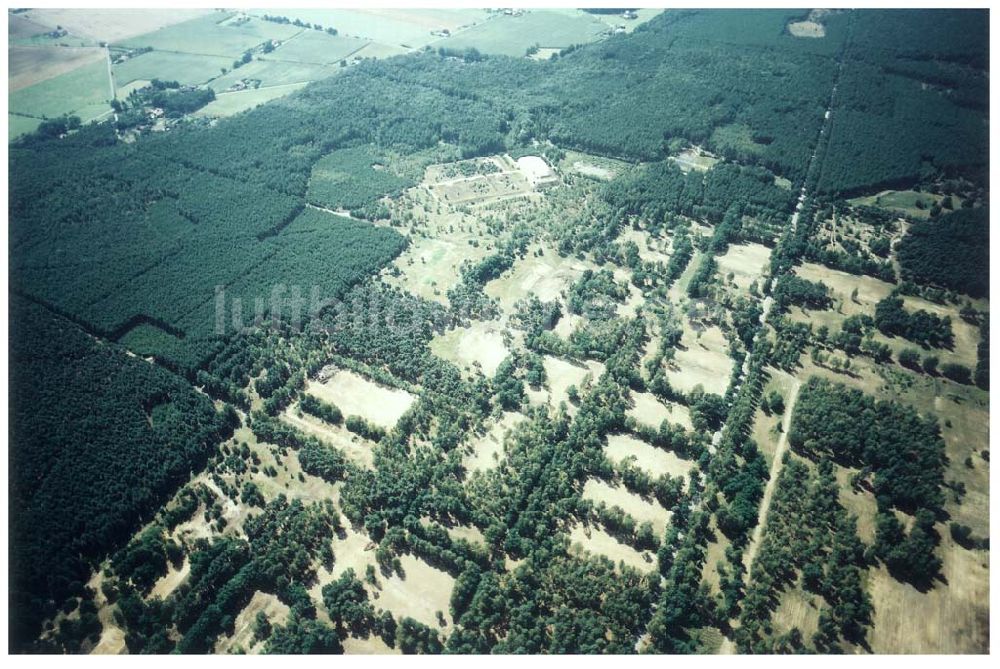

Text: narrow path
xmin=718 ymin=379 xmax=801 ymax=654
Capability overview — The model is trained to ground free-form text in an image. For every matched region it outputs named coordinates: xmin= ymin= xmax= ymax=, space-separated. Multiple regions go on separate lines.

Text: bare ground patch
xmin=215 ymin=591 xmax=290 ymax=654
xmin=374 ymin=554 xmax=455 ymax=632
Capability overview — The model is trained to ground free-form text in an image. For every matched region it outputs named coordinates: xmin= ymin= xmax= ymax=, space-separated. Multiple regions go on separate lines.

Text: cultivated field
xmin=16 ymin=8 xmax=212 ymax=43
xmin=9 ymin=58 xmax=110 ymax=122
xmin=115 ymin=12 xmax=300 ymax=59
xmin=9 ymin=45 xmax=105 ymax=91
xmin=114 ymin=50 xmax=231 ymax=88
xmin=266 ymin=29 xmax=368 ymax=64
xmin=194 ymin=83 xmax=311 ymax=117
xmin=437 ymin=10 xmax=609 ymax=57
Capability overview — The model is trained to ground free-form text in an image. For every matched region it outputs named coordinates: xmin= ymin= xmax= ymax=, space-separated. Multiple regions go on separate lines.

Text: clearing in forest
xmin=582 ymin=479 xmax=672 ymax=529
xmin=568 ymin=523 xmax=654 ymax=573
xmin=463 ymin=411 xmax=525 ymax=473
xmin=663 ymin=321 xmax=732 ymax=396
xmin=429 ymin=320 xmax=510 ymax=376
xmin=716 ymin=242 xmax=772 ymax=292
xmin=281 ymin=407 xmax=377 ymax=470
xmin=529 ymin=356 xmax=606 ymax=408
xmin=425 ymin=156 xmax=538 ymax=206
xmin=485 ymin=242 xmax=598 ymax=317
xmin=605 ymin=433 xmax=696 ymax=482
xmin=304 ymin=371 xmax=415 ymax=430
xmin=627 ymin=391 xmax=693 ymax=431
xmin=214 ymin=591 xmax=290 ymax=654
xmin=375 ymin=555 xmax=456 ymax=631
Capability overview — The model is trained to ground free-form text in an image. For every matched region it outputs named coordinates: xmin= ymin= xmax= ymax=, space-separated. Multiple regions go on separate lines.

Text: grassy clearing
xmin=437 ymin=10 xmax=608 ymax=57
xmin=582 ymin=479 xmax=672 ymax=529
xmin=848 ymin=189 xmax=947 ymax=220
xmin=9 ymin=58 xmax=109 ymax=120
xmin=716 ymin=242 xmax=772 ymax=292
xmin=281 ymin=407 xmax=377 ymax=470
xmin=617 ymin=227 xmax=673 ymax=265
xmin=114 ymin=50 xmax=232 ymax=87
xmin=194 ymin=83 xmax=310 ymax=117
xmin=770 ymin=587 xmax=822 ymax=639
xmin=9 ymin=45 xmax=106 ymax=91
xmin=463 ymin=411 xmax=525 ymax=474
xmin=386 ymin=231 xmax=493 ymax=305
xmin=429 ymin=320 xmax=509 ymax=376
xmin=867 ymin=534 xmax=989 ymax=653
xmin=147 ymin=557 xmax=190 ymax=601
xmin=116 ymin=12 xmax=301 ymax=59
xmin=377 ymin=554 xmax=456 ymax=631
xmin=305 ymin=372 xmax=415 ymax=430
xmin=627 ymin=391 xmax=693 ymax=430
xmin=605 ymin=433 xmax=696 ymax=481
xmin=535 ymin=356 xmax=606 ymax=408
xmin=485 ymin=242 xmax=598 ymax=317
xmin=664 ymin=321 xmax=732 ymax=396
xmin=568 ymin=523 xmax=654 ymax=573
xmin=267 ymin=29 xmax=368 ymax=64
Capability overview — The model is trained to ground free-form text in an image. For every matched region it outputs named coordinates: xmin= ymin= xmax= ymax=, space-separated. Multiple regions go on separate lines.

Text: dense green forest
xmin=896 ymin=208 xmax=989 ymax=298
xmin=8 ymin=297 xmax=233 ymax=648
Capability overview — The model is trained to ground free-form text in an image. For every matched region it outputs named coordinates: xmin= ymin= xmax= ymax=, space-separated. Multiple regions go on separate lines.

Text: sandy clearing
xmin=464 ymin=410 xmax=525 ymax=473
xmin=605 ymin=433 xmax=696 ymax=482
xmin=484 ymin=243 xmax=599 ymax=317
xmin=568 ymin=524 xmax=655 ymax=573
xmin=793 ymin=261 xmax=895 ymax=317
xmin=618 ymin=227 xmax=672 ymax=265
xmin=628 ymin=391 xmax=693 ymax=430
xmin=664 ymin=322 xmax=732 ymax=396
xmin=583 ymin=479 xmax=672 ymax=530
xmin=429 ymin=320 xmax=509 ymax=376
xmin=572 ymin=161 xmax=614 ymax=180
xmin=305 ymin=371 xmax=415 ymax=430
xmin=716 ymin=242 xmax=772 ymax=292
xmin=148 ymin=557 xmax=190 ymax=601
xmin=541 ymin=356 xmax=606 ymax=407
xmin=88 ymin=571 xmax=126 ymax=655
xmin=343 ymin=634 xmax=399 ymax=654
xmin=771 ymin=587 xmax=822 ymax=639
xmin=374 ymin=554 xmax=455 ymax=631
xmin=281 ymin=407 xmax=377 ymax=470
xmin=215 ymin=591 xmax=290 ymax=655
xmin=9 ymin=46 xmax=106 ymax=91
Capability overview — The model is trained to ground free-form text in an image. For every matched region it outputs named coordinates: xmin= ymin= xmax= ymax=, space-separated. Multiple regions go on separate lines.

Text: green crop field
xmin=115 ymin=12 xmax=301 ymax=59
xmin=436 ymin=10 xmax=609 ymax=56
xmin=194 ymin=82 xmax=310 ymax=117
xmin=8 ymin=114 xmax=42 ymax=141
xmin=113 ymin=50 xmax=232 ymax=87
xmin=8 ymin=58 xmax=109 ymax=120
xmin=209 ymin=58 xmax=339 ymax=92
xmin=267 ymin=29 xmax=368 ymax=64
